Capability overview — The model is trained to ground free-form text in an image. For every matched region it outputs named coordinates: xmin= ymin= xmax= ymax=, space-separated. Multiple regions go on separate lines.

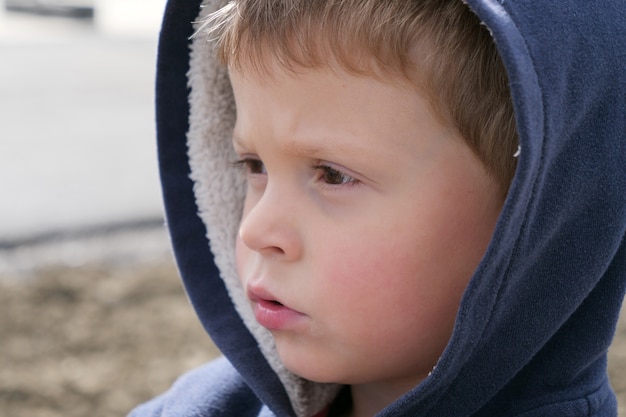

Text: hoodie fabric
xmin=129 ymin=0 xmax=626 ymax=416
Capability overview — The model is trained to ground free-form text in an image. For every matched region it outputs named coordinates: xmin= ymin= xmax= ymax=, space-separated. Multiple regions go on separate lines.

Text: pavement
xmin=0 ymin=3 xmax=173 ymax=269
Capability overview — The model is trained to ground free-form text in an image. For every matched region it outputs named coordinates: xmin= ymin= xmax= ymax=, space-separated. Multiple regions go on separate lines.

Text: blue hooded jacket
xmin=129 ymin=0 xmax=626 ymax=416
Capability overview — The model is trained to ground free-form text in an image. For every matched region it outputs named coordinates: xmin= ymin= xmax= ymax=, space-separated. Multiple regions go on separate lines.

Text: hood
xmin=154 ymin=0 xmax=626 ymax=416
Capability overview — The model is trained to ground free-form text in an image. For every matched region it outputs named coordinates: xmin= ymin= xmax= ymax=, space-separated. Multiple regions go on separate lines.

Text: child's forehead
xmin=228 ymin=62 xmax=457 ymax=163
xmin=228 ymin=52 xmax=449 ymax=147
xmin=227 ymin=45 xmax=432 ymax=104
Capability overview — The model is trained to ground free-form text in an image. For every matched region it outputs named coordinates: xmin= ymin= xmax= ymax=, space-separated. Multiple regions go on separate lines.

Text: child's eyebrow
xmin=282 ymin=140 xmax=326 ymax=158
xmin=233 ymin=132 xmax=357 ymax=159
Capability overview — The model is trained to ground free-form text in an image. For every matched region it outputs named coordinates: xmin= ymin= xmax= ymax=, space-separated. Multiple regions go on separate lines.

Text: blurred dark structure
xmin=4 ymin=0 xmax=94 ymax=18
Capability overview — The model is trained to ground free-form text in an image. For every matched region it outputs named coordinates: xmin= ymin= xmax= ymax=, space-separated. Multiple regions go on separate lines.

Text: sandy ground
xmin=0 ymin=233 xmax=220 ymax=417
xmin=0 ymin=262 xmax=220 ymax=417
xmin=0 ymin=235 xmax=625 ymax=417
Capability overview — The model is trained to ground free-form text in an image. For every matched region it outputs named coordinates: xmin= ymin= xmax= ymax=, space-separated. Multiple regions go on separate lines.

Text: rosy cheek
xmin=317 ymin=244 xmax=392 ymax=301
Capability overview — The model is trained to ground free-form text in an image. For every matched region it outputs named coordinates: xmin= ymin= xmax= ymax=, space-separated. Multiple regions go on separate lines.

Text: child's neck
xmin=343 ymin=376 xmax=424 ymax=417
xmin=348 ymin=384 xmax=393 ymax=417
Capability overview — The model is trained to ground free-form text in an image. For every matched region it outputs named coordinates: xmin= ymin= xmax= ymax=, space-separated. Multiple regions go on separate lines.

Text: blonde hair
xmin=202 ymin=0 xmax=518 ymax=197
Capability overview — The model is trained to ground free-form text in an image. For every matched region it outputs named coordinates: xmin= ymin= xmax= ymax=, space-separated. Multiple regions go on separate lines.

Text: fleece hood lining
xmin=186 ymin=2 xmax=341 ymax=416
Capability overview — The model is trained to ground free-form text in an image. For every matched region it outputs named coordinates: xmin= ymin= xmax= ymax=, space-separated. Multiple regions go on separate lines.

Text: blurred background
xmin=0 ymin=1 xmax=624 ymax=417
xmin=0 ymin=2 xmax=219 ymax=416
xmin=0 ymin=0 xmax=164 ymax=245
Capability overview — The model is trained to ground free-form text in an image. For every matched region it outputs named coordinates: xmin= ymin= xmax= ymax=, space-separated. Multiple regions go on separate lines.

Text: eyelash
xmin=231 ymin=157 xmax=266 ymax=175
xmin=312 ymin=164 xmax=360 ymax=187
xmin=232 ymin=158 xmax=360 ymax=187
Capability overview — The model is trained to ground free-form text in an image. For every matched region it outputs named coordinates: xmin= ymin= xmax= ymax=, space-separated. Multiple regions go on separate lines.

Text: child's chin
xmin=282 ymin=360 xmax=351 ymax=385
xmin=274 ymin=339 xmax=356 ymax=383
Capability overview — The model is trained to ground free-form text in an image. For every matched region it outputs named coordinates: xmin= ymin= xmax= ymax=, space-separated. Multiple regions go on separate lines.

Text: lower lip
xmin=253 ymin=299 xmax=306 ymax=330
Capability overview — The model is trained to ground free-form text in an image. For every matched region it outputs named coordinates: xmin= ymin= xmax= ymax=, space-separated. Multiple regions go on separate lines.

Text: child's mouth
xmin=253 ymin=298 xmax=305 ymax=330
xmin=247 ymin=285 xmax=305 ymax=330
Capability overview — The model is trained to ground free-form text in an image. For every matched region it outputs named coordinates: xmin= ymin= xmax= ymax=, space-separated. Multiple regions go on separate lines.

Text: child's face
xmin=231 ymin=61 xmax=502 ymax=394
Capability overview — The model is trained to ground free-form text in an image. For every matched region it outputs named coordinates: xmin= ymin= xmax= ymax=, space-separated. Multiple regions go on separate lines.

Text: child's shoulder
xmin=127 ymin=357 xmax=262 ymax=417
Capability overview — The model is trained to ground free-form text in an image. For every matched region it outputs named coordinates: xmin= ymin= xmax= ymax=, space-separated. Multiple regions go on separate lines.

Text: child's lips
xmin=247 ymin=285 xmax=306 ymax=331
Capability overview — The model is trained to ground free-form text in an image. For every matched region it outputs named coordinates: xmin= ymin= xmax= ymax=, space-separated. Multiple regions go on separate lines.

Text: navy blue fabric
xmin=131 ymin=0 xmax=626 ymax=416
xmin=128 ymin=357 xmax=263 ymax=417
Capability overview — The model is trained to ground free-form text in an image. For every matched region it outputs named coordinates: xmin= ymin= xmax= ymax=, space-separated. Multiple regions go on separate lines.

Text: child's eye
xmin=313 ymin=164 xmax=359 ymax=186
xmin=232 ymin=158 xmax=266 ymax=175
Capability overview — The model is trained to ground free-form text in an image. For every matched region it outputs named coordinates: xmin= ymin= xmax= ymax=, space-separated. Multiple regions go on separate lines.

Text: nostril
xmin=258 ymin=246 xmax=286 ymax=257
xmin=237 ymin=204 xmax=300 ymax=260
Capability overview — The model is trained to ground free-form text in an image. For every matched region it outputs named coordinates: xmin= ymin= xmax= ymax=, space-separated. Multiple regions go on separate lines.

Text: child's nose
xmin=238 ymin=188 xmax=302 ymax=261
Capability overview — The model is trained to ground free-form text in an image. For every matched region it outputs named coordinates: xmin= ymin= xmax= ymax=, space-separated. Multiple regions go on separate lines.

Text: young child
xmin=130 ymin=0 xmax=626 ymax=416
